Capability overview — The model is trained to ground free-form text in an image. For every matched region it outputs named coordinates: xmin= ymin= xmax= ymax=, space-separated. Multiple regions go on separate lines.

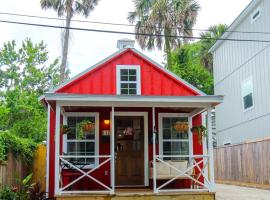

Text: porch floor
xmin=56 ymin=189 xmax=215 ymax=200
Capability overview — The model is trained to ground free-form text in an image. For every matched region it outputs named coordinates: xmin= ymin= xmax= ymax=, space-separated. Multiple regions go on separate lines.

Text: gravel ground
xmin=216 ymin=184 xmax=270 ymax=200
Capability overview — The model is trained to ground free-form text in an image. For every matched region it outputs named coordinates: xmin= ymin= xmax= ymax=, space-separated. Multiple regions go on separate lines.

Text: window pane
xmin=67 ymin=142 xmax=76 ymax=153
xmin=163 ymin=129 xmax=171 ymax=139
xmin=120 ymin=76 xmax=128 ymax=81
xmin=129 ymin=76 xmax=136 ymax=81
xmin=163 ymin=142 xmax=171 ymax=160
xmin=67 ymin=127 xmax=76 ymax=139
xmin=129 ymin=89 xmax=137 ymax=95
xmin=68 ymin=117 xmax=76 ymax=127
xmin=129 ymin=83 xmax=137 ymax=89
xmin=86 ymin=142 xmax=95 ymax=155
xmin=163 ymin=118 xmax=171 ymax=128
xmin=129 ymin=69 xmax=136 ymax=75
xmin=121 ymin=69 xmax=128 ymax=75
xmin=244 ymin=93 xmax=253 ymax=109
xmin=121 ymin=83 xmax=128 ymax=89
xmin=121 ymin=89 xmax=129 ymax=95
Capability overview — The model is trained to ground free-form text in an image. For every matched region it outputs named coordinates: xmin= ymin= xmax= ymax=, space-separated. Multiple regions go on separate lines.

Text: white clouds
xmin=0 ymin=0 xmax=251 ymax=77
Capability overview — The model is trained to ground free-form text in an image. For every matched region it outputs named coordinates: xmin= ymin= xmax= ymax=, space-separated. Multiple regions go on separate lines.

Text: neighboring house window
xmin=116 ymin=65 xmax=141 ymax=95
xmin=251 ymin=6 xmax=261 ymax=24
xmin=65 ymin=113 xmax=99 ymax=168
xmin=159 ymin=114 xmax=190 ymax=161
xmin=241 ymin=78 xmax=254 ymax=111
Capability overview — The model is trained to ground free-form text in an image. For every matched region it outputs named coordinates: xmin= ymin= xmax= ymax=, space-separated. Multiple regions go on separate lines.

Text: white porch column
xmin=110 ymin=106 xmax=115 ymax=194
xmin=207 ymin=107 xmax=215 ymax=192
xmin=54 ymin=103 xmax=61 ymax=195
xmin=152 ymin=107 xmax=157 ymax=193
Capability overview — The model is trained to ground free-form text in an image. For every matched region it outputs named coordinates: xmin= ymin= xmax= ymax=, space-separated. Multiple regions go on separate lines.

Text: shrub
xmin=0 ymin=131 xmax=37 ymax=164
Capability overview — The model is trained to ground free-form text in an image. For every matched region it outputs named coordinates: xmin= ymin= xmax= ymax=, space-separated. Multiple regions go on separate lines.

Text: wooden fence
xmin=0 ymin=144 xmax=47 ymax=191
xmin=214 ymin=138 xmax=270 ymax=188
xmin=33 ymin=144 xmax=47 ymax=192
xmin=0 ymin=152 xmax=29 ymax=190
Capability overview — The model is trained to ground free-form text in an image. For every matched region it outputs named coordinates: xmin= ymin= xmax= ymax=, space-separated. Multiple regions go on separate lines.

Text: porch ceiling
xmin=42 ymin=93 xmax=223 ymax=108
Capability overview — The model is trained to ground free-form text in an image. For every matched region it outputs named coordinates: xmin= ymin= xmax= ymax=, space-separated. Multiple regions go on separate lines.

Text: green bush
xmin=0 ymin=186 xmax=18 ymax=200
xmin=0 ymin=131 xmax=37 ymax=164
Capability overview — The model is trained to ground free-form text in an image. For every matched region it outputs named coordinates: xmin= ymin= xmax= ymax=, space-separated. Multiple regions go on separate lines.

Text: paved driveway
xmin=216 ymin=184 xmax=270 ymax=200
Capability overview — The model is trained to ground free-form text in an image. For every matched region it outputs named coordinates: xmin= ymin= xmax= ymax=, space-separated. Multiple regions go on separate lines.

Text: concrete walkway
xmin=216 ymin=184 xmax=270 ymax=200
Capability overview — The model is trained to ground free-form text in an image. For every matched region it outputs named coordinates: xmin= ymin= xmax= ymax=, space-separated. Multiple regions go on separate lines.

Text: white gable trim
xmin=48 ymin=48 xmax=205 ymax=95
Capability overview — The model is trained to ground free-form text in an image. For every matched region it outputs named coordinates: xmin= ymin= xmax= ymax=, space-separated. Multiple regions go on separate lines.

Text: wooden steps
xmin=56 ymin=189 xmax=215 ymax=200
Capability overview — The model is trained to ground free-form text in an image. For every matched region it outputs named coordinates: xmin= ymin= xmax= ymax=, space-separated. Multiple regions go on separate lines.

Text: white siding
xmin=214 ymin=0 xmax=270 ymax=146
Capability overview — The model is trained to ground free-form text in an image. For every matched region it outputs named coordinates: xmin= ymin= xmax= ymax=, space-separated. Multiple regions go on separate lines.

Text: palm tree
xmin=40 ymin=0 xmax=100 ymax=82
xmin=199 ymin=24 xmax=228 ymax=73
xmin=128 ymin=0 xmax=200 ymax=70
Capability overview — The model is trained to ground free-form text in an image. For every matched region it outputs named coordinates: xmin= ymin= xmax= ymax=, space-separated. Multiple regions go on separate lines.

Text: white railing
xmin=153 ymin=154 xmax=210 ymax=193
xmin=58 ymin=155 xmax=114 ymax=194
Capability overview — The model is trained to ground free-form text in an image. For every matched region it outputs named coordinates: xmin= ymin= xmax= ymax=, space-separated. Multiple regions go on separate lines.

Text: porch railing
xmin=153 ymin=154 xmax=210 ymax=193
xmin=58 ymin=155 xmax=114 ymax=194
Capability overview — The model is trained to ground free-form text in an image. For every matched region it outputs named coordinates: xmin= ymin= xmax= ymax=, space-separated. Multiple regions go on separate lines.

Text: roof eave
xmin=42 ymin=93 xmax=223 ymax=107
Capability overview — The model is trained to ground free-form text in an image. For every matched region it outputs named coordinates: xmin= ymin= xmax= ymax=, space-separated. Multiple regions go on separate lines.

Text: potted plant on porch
xmin=76 ymin=120 xmax=95 ymax=139
xmin=60 ymin=125 xmax=71 ymax=135
xmin=191 ymin=125 xmax=207 ymax=145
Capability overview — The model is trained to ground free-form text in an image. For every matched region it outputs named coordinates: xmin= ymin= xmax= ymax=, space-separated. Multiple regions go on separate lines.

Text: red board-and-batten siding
xmin=48 ymin=48 xmax=203 ymax=197
xmin=56 ymin=49 xmax=199 ymax=95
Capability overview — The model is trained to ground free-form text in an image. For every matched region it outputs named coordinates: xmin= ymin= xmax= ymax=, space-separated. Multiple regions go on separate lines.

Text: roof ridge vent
xmin=117 ymin=38 xmax=135 ymax=49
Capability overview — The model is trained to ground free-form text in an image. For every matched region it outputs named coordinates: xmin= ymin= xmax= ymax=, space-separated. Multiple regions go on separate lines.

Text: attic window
xmin=116 ymin=65 xmax=141 ymax=95
xmin=251 ymin=7 xmax=261 ymax=24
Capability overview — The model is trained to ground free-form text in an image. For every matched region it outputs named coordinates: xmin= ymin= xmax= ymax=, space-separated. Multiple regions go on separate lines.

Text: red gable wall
xmin=56 ymin=49 xmax=199 ymax=96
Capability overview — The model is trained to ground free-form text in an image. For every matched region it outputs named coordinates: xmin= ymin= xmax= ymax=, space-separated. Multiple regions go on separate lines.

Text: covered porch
xmin=44 ymin=94 xmax=223 ymax=198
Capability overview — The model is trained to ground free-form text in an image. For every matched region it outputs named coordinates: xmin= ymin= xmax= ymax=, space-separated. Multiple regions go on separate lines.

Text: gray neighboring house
xmin=210 ymin=0 xmax=270 ymax=146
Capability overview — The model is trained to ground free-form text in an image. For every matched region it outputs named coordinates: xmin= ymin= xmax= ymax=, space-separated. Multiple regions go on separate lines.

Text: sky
xmin=0 ymin=0 xmax=252 ymax=77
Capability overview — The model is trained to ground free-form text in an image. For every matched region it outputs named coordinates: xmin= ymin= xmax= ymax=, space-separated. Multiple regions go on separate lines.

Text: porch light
xmin=174 ymin=121 xmax=189 ymax=132
xmin=104 ymin=120 xmax=110 ymax=125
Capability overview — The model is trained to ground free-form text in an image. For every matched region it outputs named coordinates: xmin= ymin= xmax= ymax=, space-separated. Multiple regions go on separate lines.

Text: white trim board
xmin=113 ymin=112 xmax=149 ymax=186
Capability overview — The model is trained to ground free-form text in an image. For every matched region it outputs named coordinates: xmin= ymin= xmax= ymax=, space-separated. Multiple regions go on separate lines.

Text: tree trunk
xmin=164 ymin=29 xmax=172 ymax=71
xmin=60 ymin=9 xmax=72 ymax=82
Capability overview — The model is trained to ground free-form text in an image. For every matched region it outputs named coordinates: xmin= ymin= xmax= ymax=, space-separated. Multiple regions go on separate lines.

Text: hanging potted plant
xmin=77 ymin=120 xmax=95 ymax=139
xmin=60 ymin=125 xmax=71 ymax=135
xmin=191 ymin=125 xmax=207 ymax=145
xmin=174 ymin=121 xmax=189 ymax=133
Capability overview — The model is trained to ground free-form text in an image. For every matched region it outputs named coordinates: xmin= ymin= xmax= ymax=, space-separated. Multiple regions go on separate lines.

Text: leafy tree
xmin=128 ymin=0 xmax=200 ymax=70
xmin=199 ymin=24 xmax=228 ymax=73
xmin=171 ymin=42 xmax=213 ymax=94
xmin=40 ymin=0 xmax=100 ymax=82
xmin=0 ymin=39 xmax=60 ymax=142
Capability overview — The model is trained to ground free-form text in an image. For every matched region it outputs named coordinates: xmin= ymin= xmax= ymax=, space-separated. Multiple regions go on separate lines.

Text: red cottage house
xmin=40 ymin=39 xmax=223 ymax=199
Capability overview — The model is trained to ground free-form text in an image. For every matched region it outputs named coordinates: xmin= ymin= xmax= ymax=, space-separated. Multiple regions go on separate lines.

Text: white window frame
xmin=116 ymin=65 xmax=141 ymax=95
xmin=251 ymin=6 xmax=261 ymax=24
xmin=63 ymin=112 xmax=99 ymax=168
xmin=241 ymin=77 xmax=254 ymax=112
xmin=158 ymin=113 xmax=193 ymax=159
